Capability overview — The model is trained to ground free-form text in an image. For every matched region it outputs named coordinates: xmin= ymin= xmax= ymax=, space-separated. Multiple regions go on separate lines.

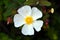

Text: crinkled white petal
xmin=32 ymin=7 xmax=43 ymax=20
xmin=17 ymin=5 xmax=31 ymax=17
xmin=33 ymin=20 xmax=43 ymax=32
xmin=14 ymin=14 xmax=25 ymax=27
xmin=21 ymin=24 xmax=34 ymax=35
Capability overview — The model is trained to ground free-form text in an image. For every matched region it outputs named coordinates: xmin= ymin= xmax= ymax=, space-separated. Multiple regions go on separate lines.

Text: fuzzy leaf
xmin=40 ymin=1 xmax=51 ymax=6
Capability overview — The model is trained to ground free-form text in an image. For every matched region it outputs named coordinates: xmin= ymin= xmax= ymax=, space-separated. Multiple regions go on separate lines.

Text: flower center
xmin=25 ymin=16 xmax=33 ymax=25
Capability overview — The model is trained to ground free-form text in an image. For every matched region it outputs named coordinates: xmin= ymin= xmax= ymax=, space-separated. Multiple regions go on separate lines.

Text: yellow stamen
xmin=25 ymin=16 xmax=33 ymax=25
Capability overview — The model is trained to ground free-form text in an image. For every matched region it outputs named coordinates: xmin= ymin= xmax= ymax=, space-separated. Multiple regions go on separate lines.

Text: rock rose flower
xmin=14 ymin=5 xmax=43 ymax=35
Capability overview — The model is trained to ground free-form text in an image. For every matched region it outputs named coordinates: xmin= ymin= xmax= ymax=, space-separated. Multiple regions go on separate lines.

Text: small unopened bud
xmin=42 ymin=6 xmax=46 ymax=14
xmin=45 ymin=19 xmax=49 ymax=26
xmin=7 ymin=17 xmax=12 ymax=24
xmin=51 ymin=8 xmax=54 ymax=14
xmin=36 ymin=1 xmax=39 ymax=5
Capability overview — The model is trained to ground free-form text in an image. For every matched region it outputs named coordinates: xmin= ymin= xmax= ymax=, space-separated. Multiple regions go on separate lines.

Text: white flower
xmin=14 ymin=5 xmax=43 ymax=35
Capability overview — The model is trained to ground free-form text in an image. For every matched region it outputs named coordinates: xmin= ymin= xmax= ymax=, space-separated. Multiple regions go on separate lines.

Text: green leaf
xmin=0 ymin=15 xmax=1 ymax=21
xmin=17 ymin=0 xmax=25 ymax=4
xmin=3 ymin=0 xmax=17 ymax=9
xmin=24 ymin=0 xmax=36 ymax=5
xmin=40 ymin=1 xmax=51 ymax=6
xmin=47 ymin=28 xmax=58 ymax=40
xmin=53 ymin=34 xmax=58 ymax=40
xmin=43 ymin=13 xmax=50 ymax=21
xmin=0 ymin=7 xmax=3 ymax=21
xmin=3 ymin=8 xmax=12 ymax=21
xmin=16 ymin=36 xmax=21 ymax=40
xmin=0 ymin=33 xmax=12 ymax=40
xmin=3 ymin=0 xmax=10 ymax=6
xmin=0 ymin=0 xmax=3 ymax=6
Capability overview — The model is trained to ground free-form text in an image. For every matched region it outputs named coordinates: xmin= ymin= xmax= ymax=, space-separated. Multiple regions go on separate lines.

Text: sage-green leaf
xmin=40 ymin=1 xmax=51 ymax=6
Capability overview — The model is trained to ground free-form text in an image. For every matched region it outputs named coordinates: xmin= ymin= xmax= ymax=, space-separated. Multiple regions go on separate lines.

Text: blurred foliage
xmin=47 ymin=27 xmax=58 ymax=40
xmin=0 ymin=0 xmax=60 ymax=40
xmin=0 ymin=33 xmax=12 ymax=40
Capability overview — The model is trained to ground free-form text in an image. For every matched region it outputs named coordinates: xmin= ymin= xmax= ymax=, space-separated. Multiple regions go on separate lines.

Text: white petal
xmin=17 ymin=5 xmax=31 ymax=17
xmin=33 ymin=20 xmax=43 ymax=32
xmin=32 ymin=7 xmax=43 ymax=20
xmin=21 ymin=24 xmax=34 ymax=35
xmin=14 ymin=14 xmax=25 ymax=27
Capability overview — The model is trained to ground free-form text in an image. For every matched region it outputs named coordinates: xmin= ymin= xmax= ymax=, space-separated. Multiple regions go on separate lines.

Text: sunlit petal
xmin=32 ymin=7 xmax=43 ymax=20
xmin=21 ymin=24 xmax=34 ymax=35
xmin=17 ymin=5 xmax=31 ymax=17
xmin=33 ymin=20 xmax=43 ymax=32
xmin=14 ymin=14 xmax=25 ymax=27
